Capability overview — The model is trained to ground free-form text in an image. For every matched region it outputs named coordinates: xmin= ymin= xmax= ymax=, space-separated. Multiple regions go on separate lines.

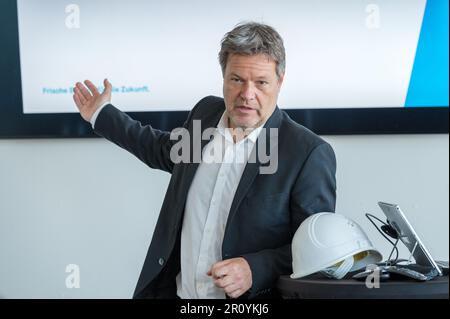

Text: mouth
xmin=235 ymin=105 xmax=257 ymax=113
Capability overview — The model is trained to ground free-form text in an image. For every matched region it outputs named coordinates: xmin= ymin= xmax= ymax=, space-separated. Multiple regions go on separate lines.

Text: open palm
xmin=73 ymin=79 xmax=112 ymax=122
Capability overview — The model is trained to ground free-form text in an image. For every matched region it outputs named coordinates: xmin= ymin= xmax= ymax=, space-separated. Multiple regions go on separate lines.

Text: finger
xmin=76 ymin=82 xmax=92 ymax=100
xmin=208 ymin=264 xmax=220 ymax=278
xmin=103 ymin=78 xmax=112 ymax=95
xmin=212 ymin=264 xmax=231 ymax=279
xmin=214 ymin=275 xmax=234 ymax=288
xmin=224 ymin=283 xmax=241 ymax=295
xmin=209 ymin=259 xmax=234 ymax=279
xmin=74 ymin=87 xmax=87 ymax=104
xmin=73 ymin=93 xmax=83 ymax=109
xmin=227 ymin=288 xmax=244 ymax=299
xmin=213 ymin=259 xmax=233 ymax=269
xmin=213 ymin=262 xmax=234 ymax=278
xmin=84 ymin=80 xmax=100 ymax=96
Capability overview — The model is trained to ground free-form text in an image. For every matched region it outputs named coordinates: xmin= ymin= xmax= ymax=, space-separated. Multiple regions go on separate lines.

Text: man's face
xmin=223 ymin=53 xmax=284 ymax=130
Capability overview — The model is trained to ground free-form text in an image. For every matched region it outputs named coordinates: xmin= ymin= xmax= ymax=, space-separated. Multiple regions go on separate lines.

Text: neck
xmin=227 ymin=116 xmax=256 ymax=143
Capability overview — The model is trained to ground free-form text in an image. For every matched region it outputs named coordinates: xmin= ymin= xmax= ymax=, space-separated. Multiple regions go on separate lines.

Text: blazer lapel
xmin=224 ymin=107 xmax=282 ymax=234
xmin=174 ymin=106 xmax=224 ymax=219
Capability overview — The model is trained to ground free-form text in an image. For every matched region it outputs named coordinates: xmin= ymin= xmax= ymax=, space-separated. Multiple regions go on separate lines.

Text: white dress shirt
xmin=176 ymin=111 xmax=263 ymax=299
xmin=89 ymin=102 xmax=109 ymax=128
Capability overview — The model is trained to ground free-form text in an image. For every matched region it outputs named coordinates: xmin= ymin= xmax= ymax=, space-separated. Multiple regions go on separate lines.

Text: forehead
xmin=225 ymin=53 xmax=277 ymax=77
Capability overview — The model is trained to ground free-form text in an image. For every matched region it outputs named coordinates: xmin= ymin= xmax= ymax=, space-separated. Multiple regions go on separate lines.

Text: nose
xmin=240 ymin=82 xmax=256 ymax=102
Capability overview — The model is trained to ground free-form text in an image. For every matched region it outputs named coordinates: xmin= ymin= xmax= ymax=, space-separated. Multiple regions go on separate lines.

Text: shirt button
xmin=158 ymin=258 xmax=165 ymax=266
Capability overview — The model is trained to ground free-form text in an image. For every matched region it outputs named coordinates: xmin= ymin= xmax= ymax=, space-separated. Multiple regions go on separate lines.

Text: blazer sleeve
xmin=242 ymin=142 xmax=337 ymax=298
xmin=93 ymin=99 xmax=203 ymax=173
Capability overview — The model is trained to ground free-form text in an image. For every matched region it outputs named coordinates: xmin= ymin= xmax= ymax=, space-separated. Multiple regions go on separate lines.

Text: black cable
xmin=365 ymin=213 xmax=399 ymax=264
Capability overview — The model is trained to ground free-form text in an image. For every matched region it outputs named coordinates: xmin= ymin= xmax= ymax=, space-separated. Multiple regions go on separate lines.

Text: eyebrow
xmin=230 ymin=73 xmax=269 ymax=80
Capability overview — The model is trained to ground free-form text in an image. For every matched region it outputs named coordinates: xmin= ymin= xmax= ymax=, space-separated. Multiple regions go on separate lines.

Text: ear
xmin=277 ymin=73 xmax=285 ymax=89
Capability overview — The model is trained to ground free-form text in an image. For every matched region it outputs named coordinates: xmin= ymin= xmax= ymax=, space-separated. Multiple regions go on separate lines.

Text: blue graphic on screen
xmin=406 ymin=0 xmax=449 ymax=107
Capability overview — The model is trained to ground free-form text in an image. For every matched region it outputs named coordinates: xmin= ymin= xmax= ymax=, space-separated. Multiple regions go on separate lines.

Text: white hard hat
xmin=291 ymin=213 xmax=382 ymax=279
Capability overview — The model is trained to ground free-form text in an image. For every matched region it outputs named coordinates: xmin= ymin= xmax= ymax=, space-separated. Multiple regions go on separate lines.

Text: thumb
xmin=103 ymin=78 xmax=112 ymax=96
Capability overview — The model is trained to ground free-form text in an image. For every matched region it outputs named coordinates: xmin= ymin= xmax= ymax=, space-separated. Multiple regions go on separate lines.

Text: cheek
xmin=258 ymin=93 xmax=276 ymax=116
xmin=224 ymin=85 xmax=236 ymax=100
xmin=258 ymin=93 xmax=270 ymax=108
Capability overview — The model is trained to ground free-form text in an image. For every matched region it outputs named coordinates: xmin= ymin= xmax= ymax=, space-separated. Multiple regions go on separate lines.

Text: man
xmin=73 ymin=22 xmax=336 ymax=299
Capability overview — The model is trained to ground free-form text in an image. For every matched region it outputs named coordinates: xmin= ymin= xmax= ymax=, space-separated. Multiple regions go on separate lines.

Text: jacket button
xmin=158 ymin=258 xmax=165 ymax=266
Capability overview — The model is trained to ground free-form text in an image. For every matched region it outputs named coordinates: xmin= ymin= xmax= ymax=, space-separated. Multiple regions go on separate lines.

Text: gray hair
xmin=219 ymin=22 xmax=286 ymax=78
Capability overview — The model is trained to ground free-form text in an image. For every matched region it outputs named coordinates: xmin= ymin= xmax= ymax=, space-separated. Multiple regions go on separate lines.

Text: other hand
xmin=207 ymin=257 xmax=252 ymax=299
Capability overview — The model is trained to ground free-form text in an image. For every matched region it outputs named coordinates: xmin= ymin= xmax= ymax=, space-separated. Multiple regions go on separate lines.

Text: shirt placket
xmin=195 ymin=138 xmax=234 ymax=297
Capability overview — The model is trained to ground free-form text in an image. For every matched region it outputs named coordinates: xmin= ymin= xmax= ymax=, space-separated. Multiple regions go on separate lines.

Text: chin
xmin=232 ymin=118 xmax=257 ymax=129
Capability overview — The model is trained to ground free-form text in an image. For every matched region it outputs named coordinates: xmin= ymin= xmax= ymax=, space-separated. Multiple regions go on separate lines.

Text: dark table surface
xmin=277 ymin=273 xmax=449 ymax=299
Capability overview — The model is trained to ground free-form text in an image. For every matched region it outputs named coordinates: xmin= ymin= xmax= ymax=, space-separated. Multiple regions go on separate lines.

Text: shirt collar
xmin=216 ymin=111 xmax=264 ymax=144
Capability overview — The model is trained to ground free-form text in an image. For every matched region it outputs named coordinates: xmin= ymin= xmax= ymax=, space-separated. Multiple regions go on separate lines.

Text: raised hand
xmin=73 ymin=79 xmax=112 ymax=122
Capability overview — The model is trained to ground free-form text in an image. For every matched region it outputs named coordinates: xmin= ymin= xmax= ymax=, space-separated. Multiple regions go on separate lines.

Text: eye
xmin=231 ymin=77 xmax=242 ymax=83
xmin=257 ymin=81 xmax=268 ymax=86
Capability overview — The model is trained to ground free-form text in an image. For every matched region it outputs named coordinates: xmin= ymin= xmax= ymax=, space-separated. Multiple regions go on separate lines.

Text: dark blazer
xmin=94 ymin=96 xmax=336 ymax=299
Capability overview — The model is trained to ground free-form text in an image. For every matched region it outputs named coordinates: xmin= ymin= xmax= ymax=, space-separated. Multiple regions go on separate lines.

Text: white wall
xmin=0 ymin=134 xmax=448 ymax=298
